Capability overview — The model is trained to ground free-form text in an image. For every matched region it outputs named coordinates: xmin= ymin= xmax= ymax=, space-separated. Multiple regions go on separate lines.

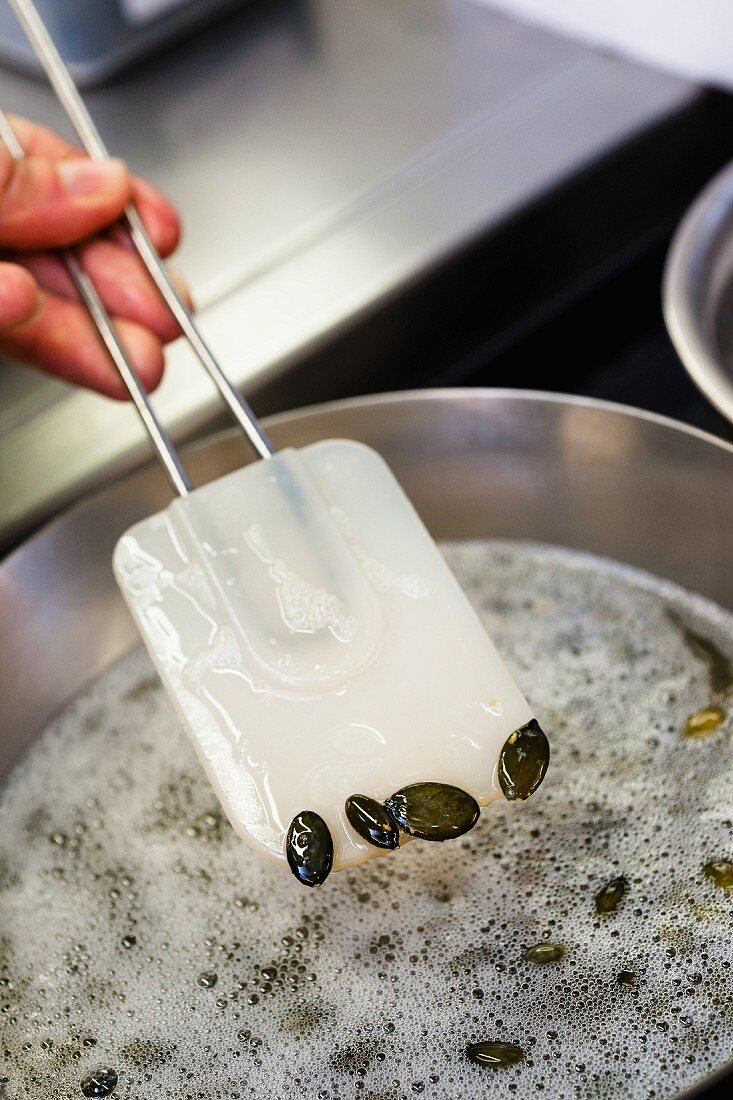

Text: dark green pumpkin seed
xmin=704 ymin=858 xmax=733 ymax=892
xmin=466 ymin=1041 xmax=525 ymax=1069
xmin=497 ymin=719 xmax=550 ymax=801
xmin=523 ymin=942 xmax=566 ymax=965
xmin=345 ymin=794 xmax=399 ymax=850
xmin=286 ymin=811 xmax=333 ymax=887
xmin=595 ymin=876 xmax=628 ymax=914
xmin=385 ymin=782 xmax=479 ymax=842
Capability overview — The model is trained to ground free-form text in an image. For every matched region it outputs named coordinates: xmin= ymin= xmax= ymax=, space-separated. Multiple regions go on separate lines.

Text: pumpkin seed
xmin=703 ymin=858 xmax=733 ymax=892
xmin=466 ymin=1040 xmax=525 ymax=1068
xmin=595 ymin=876 xmax=628 ymax=914
xmin=286 ymin=811 xmax=333 ymax=887
xmin=497 ymin=719 xmax=549 ymax=801
xmin=684 ymin=705 xmax=726 ymax=738
xmin=81 ymin=1067 xmax=118 ymax=1097
xmin=345 ymin=794 xmax=399 ymax=850
xmin=523 ymin=942 xmax=566 ymax=964
xmin=384 ymin=782 xmax=479 ymax=842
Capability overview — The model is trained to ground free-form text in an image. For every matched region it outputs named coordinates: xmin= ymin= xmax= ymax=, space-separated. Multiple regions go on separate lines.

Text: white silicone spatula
xmin=7 ymin=0 xmax=549 ymax=889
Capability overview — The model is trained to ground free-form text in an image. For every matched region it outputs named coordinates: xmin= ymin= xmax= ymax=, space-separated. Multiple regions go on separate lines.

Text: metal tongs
xmin=0 ymin=0 xmax=274 ymax=497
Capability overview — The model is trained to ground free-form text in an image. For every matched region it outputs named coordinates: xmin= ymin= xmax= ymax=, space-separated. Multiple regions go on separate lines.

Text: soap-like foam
xmin=2 ymin=540 xmax=733 ymax=1099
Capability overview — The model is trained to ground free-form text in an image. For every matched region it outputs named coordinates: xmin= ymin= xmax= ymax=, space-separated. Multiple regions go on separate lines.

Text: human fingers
xmin=0 ymin=289 xmax=164 ymax=398
xmin=4 ymin=115 xmax=181 ymax=257
xmin=0 ymin=260 xmax=41 ymax=330
xmin=18 ymin=243 xmax=192 ymax=343
xmin=0 ymin=145 xmax=133 ymax=250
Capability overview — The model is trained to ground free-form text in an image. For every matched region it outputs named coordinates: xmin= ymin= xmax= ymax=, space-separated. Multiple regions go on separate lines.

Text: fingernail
xmin=58 ymin=157 xmax=126 ymax=197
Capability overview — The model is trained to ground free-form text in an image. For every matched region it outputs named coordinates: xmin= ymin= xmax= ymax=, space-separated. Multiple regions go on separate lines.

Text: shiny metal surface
xmin=0 ymin=0 xmax=695 ymax=544
xmin=2 ymin=388 xmax=733 ymax=1097
xmin=664 ymin=159 xmax=733 ymax=425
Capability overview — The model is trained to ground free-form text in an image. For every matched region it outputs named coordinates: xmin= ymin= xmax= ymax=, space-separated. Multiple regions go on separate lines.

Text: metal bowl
xmin=2 ymin=388 xmax=733 ymax=1097
xmin=664 ymin=159 xmax=733 ymax=424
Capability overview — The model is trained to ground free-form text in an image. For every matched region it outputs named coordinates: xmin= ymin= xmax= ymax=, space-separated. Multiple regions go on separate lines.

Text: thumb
xmin=0 ymin=148 xmax=132 ymax=250
xmin=0 ymin=261 xmax=41 ymax=331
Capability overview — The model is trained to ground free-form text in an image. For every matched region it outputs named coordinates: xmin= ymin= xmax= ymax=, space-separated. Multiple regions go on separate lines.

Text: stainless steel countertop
xmin=0 ymin=0 xmax=695 ymax=545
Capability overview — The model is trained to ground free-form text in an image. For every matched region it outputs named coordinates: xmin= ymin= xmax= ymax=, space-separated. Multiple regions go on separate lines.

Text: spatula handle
xmin=7 ymin=0 xmax=275 ymax=464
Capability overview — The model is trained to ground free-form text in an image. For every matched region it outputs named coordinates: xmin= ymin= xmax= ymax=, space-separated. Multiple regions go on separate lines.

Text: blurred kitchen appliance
xmin=0 ymin=0 xmax=246 ymax=85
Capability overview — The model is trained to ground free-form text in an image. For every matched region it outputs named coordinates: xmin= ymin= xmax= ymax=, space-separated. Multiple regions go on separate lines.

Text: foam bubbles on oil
xmin=2 ymin=540 xmax=733 ymax=1099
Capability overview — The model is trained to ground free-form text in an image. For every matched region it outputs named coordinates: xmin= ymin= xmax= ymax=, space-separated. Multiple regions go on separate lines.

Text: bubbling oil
xmin=2 ymin=540 xmax=733 ymax=1099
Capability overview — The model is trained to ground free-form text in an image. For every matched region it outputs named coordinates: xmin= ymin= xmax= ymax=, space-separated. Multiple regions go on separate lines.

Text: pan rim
xmin=2 ymin=387 xmax=733 ymax=1099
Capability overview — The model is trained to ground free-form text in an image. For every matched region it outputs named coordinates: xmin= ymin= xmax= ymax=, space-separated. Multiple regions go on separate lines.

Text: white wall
xmin=473 ymin=1 xmax=733 ymax=90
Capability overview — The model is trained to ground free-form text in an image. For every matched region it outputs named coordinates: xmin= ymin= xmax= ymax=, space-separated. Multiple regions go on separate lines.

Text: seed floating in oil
xmin=385 ymin=782 xmax=480 ymax=842
xmin=683 ymin=706 xmax=726 ymax=738
xmin=595 ymin=876 xmax=628 ymax=914
xmin=497 ymin=719 xmax=550 ymax=801
xmin=80 ymin=1066 xmax=118 ymax=1097
xmin=466 ymin=1040 xmax=525 ymax=1068
xmin=669 ymin=613 xmax=733 ymax=699
xmin=345 ymin=794 xmax=399 ymax=850
xmin=703 ymin=859 xmax=733 ymax=892
xmin=523 ymin=942 xmax=566 ymax=964
xmin=286 ymin=811 xmax=333 ymax=887
xmin=617 ymin=970 xmax=637 ymax=987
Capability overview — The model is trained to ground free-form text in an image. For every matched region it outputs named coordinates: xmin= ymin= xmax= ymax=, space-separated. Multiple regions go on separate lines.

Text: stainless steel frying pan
xmin=2 ymin=388 xmax=733 ymax=1098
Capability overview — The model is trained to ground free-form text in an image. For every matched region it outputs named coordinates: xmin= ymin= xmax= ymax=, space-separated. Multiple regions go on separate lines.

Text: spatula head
xmin=113 ymin=441 xmax=538 ymax=873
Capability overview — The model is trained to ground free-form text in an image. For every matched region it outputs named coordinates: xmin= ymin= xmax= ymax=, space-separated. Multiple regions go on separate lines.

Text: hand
xmin=0 ymin=115 xmax=189 ymax=399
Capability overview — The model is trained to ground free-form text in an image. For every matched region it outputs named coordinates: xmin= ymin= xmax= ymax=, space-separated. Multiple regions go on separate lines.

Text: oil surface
xmin=2 ymin=541 xmax=733 ymax=1099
